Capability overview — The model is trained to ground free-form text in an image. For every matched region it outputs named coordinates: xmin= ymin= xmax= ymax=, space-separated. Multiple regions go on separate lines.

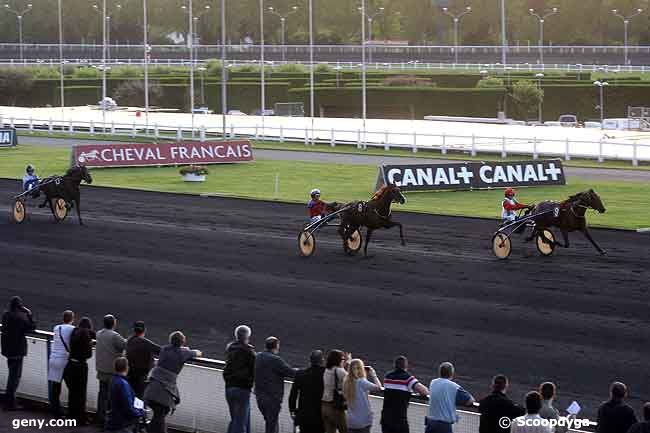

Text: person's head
xmin=525 ymin=391 xmax=543 ymax=414
xmin=309 ymin=350 xmax=324 ymax=367
xmin=310 ymin=188 xmax=321 ymax=200
xmin=394 ymin=355 xmax=408 ymax=371
xmin=26 ymin=164 xmax=35 ymax=175
xmin=234 ymin=325 xmax=251 ymax=343
xmin=265 ymin=336 xmax=280 ymax=353
xmin=103 ymin=314 xmax=116 ymax=330
xmin=643 ymin=402 xmax=650 ymax=422
xmin=539 ymin=382 xmax=556 ymax=401
xmin=505 ymin=187 xmax=516 ymax=199
xmin=9 ymin=296 xmax=23 ymax=312
xmin=78 ymin=317 xmax=93 ymax=330
xmin=326 ymin=349 xmax=345 ymax=369
xmin=610 ymin=382 xmax=627 ymax=401
xmin=133 ymin=321 xmax=146 ymax=336
xmin=439 ymin=362 xmax=454 ymax=379
xmin=62 ymin=310 xmax=74 ymax=324
xmin=169 ymin=331 xmax=186 ymax=348
xmin=343 ymin=359 xmax=366 ymax=404
xmin=492 ymin=375 xmax=509 ymax=393
xmin=114 ymin=357 xmax=129 ymax=376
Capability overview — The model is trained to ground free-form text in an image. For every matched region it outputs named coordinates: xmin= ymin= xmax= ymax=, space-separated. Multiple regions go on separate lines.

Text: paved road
xmin=19 ymin=135 xmax=650 ymax=183
xmin=1 ymin=179 xmax=648 ymax=419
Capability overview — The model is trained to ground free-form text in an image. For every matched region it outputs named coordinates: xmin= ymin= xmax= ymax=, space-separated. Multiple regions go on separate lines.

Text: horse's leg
xmin=582 ymin=228 xmax=606 ymax=255
xmin=75 ymin=198 xmax=84 ymax=225
xmin=364 ymin=228 xmax=374 ymax=257
xmin=524 ymin=227 xmax=537 ymax=243
xmin=385 ymin=220 xmax=406 ymax=246
xmin=559 ymin=229 xmax=570 ymax=248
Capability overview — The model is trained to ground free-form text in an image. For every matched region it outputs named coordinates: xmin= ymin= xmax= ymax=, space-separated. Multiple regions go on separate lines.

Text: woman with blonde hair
xmin=342 ymin=359 xmax=382 ymax=433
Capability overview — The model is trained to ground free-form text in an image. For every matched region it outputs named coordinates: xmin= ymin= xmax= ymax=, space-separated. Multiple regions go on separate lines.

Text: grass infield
xmin=1 ymin=144 xmax=648 ymax=230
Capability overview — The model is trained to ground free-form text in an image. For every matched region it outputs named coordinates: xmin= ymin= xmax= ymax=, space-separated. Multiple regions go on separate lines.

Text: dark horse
xmin=337 ymin=184 xmax=407 ymax=256
xmin=527 ymin=189 xmax=607 ymax=255
xmin=38 ymin=165 xmax=93 ymax=225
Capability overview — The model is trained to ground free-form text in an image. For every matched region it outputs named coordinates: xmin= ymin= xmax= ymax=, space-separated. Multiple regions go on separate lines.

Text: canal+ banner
xmin=71 ymin=140 xmax=254 ymax=168
xmin=0 ymin=128 xmax=17 ymax=147
xmin=378 ymin=159 xmax=566 ymax=192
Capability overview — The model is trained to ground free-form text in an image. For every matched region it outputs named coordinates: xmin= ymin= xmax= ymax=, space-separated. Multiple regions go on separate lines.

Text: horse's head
xmin=570 ymin=189 xmax=605 ymax=214
xmin=67 ymin=165 xmax=93 ymax=184
xmin=377 ymin=184 xmax=406 ymax=205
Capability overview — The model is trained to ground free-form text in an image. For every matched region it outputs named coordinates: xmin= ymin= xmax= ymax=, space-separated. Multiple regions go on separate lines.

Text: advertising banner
xmin=0 ymin=128 xmax=17 ymax=147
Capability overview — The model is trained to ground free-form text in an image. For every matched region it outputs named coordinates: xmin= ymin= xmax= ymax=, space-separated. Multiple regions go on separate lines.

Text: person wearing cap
xmin=1 ymin=296 xmax=36 ymax=411
xmin=95 ymin=314 xmax=126 ymax=427
xmin=308 ymin=189 xmax=329 ymax=223
xmin=125 ymin=321 xmax=160 ymax=399
xmin=22 ymin=164 xmax=39 ymax=196
xmin=502 ymin=188 xmax=533 ymax=223
xmin=289 ymin=350 xmax=326 ymax=433
xmin=254 ymin=336 xmax=297 ymax=433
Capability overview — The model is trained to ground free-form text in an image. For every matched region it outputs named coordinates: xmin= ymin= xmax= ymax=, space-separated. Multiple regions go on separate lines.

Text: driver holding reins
xmin=22 ymin=164 xmax=40 ymax=198
xmin=308 ymin=188 xmax=328 ymax=223
xmin=502 ymin=187 xmax=533 ymax=223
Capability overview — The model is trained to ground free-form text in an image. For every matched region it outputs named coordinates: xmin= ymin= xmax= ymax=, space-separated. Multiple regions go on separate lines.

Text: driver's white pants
xmin=310 ymin=215 xmax=322 ymax=223
xmin=502 ymin=214 xmax=517 ymax=223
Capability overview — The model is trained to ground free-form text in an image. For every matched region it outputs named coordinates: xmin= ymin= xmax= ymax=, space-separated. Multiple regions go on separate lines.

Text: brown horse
xmin=38 ymin=165 xmax=93 ymax=225
xmin=527 ymin=189 xmax=607 ymax=254
xmin=337 ymin=184 xmax=407 ymax=256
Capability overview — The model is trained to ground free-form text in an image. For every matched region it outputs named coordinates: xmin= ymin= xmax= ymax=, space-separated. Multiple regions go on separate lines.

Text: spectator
xmin=223 ymin=325 xmax=256 ymax=433
xmin=511 ymin=391 xmax=553 ymax=433
xmin=479 ymin=374 xmax=526 ymax=433
xmin=67 ymin=317 xmax=95 ymax=425
xmin=538 ymin=382 xmax=569 ymax=433
xmin=380 ymin=355 xmax=428 ymax=433
xmin=48 ymin=310 xmax=75 ymax=418
xmin=144 ymin=331 xmax=202 ymax=433
xmin=425 ymin=362 xmax=475 ymax=433
xmin=342 ymin=359 xmax=382 ymax=433
xmin=321 ymin=349 xmax=349 ymax=433
xmin=125 ymin=321 xmax=160 ymax=398
xmin=105 ymin=357 xmax=144 ymax=433
xmin=597 ymin=382 xmax=638 ymax=433
xmin=1 ymin=296 xmax=36 ymax=411
xmin=289 ymin=350 xmax=326 ymax=433
xmin=628 ymin=403 xmax=650 ymax=433
xmin=95 ymin=314 xmax=126 ymax=427
xmin=254 ymin=337 xmax=297 ymax=433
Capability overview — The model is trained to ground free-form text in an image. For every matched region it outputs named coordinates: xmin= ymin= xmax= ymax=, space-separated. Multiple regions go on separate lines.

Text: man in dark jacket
xmin=597 ymin=382 xmax=638 ymax=433
xmin=479 ymin=375 xmax=526 ymax=433
xmin=106 ymin=357 xmax=144 ymax=433
xmin=125 ymin=321 xmax=160 ymax=398
xmin=289 ymin=350 xmax=326 ymax=433
xmin=628 ymin=403 xmax=650 ymax=433
xmin=224 ymin=325 xmax=256 ymax=433
xmin=254 ymin=337 xmax=296 ymax=433
xmin=1 ymin=296 xmax=36 ymax=410
xmin=381 ymin=356 xmax=429 ymax=433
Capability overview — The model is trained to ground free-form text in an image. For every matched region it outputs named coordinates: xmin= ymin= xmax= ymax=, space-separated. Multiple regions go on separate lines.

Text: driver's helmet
xmin=310 ymin=188 xmax=321 ymax=199
xmin=504 ymin=187 xmax=516 ymax=198
xmin=26 ymin=164 xmax=35 ymax=175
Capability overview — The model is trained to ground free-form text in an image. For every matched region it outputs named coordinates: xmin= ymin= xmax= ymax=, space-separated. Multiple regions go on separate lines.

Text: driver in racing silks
xmin=22 ymin=164 xmax=40 ymax=198
xmin=502 ymin=187 xmax=533 ymax=223
xmin=307 ymin=188 xmax=328 ymax=223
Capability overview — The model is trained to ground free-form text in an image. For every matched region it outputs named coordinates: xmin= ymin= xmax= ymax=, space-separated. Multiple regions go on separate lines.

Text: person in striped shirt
xmin=380 ymin=356 xmax=429 ymax=433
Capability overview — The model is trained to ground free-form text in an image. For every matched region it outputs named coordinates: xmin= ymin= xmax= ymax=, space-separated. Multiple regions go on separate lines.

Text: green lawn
xmin=1 ymin=144 xmax=648 ymax=229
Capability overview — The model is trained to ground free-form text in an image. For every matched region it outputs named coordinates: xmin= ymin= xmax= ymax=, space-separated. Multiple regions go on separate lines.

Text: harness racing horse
xmin=527 ymin=189 xmax=607 ymax=255
xmin=337 ymin=184 xmax=407 ymax=257
xmin=38 ymin=165 xmax=93 ymax=225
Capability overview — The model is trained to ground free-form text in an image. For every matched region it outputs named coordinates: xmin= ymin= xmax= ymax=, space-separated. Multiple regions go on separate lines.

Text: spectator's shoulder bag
xmin=332 ymin=368 xmax=347 ymax=411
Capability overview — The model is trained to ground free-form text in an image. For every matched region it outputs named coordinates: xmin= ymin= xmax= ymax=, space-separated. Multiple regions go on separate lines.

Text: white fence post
xmin=132 ymin=122 xmax=137 ymax=138
xmin=111 ymin=122 xmax=116 ymax=135
xmin=533 ymin=137 xmax=538 ymax=159
xmin=177 ymin=126 xmax=182 ymax=141
xmin=90 ymin=120 xmax=95 ymax=135
xmin=280 ymin=125 xmax=284 ymax=143
xmin=0 ymin=115 xmax=3 ymax=127
xmin=565 ymin=138 xmax=571 ymax=160
xmin=441 ymin=133 xmax=447 ymax=154
xmin=200 ymin=126 xmax=206 ymax=142
xmin=29 ymin=117 xmax=33 ymax=133
xmin=330 ymin=129 xmax=336 ymax=147
xmin=357 ymin=130 xmax=362 ymax=149
xmin=255 ymin=125 xmax=259 ymax=140
xmin=384 ymin=131 xmax=390 ymax=151
xmin=412 ymin=131 xmax=418 ymax=153
xmin=304 ymin=128 xmax=309 ymax=146
xmin=598 ymin=138 xmax=603 ymax=163
xmin=154 ymin=124 xmax=159 ymax=139
xmin=501 ymin=136 xmax=507 ymax=158
xmin=230 ymin=125 xmax=235 ymax=138
xmin=48 ymin=119 xmax=53 ymax=135
xmin=471 ymin=134 xmax=476 ymax=157
xmin=68 ymin=119 xmax=74 ymax=134
xmin=10 ymin=117 xmax=15 ymax=128
xmin=632 ymin=144 xmax=638 ymax=166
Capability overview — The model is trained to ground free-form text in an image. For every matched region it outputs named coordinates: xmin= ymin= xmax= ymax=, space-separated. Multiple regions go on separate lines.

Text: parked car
xmin=227 ymin=110 xmax=247 ymax=116
xmin=192 ymin=107 xmax=213 ymax=114
xmin=558 ymin=114 xmax=578 ymax=127
xmin=98 ymin=97 xmax=118 ymax=110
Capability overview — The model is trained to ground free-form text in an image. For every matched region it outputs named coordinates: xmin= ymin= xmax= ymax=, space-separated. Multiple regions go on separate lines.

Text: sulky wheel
xmin=536 ymin=229 xmax=556 ymax=257
xmin=343 ymin=229 xmax=363 ymax=256
xmin=298 ymin=230 xmax=316 ymax=257
xmin=492 ymin=233 xmax=512 ymax=260
xmin=12 ymin=199 xmax=27 ymax=224
xmin=51 ymin=198 xmax=68 ymax=222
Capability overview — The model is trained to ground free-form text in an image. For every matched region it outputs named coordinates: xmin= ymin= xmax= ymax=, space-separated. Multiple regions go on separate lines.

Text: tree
xmin=511 ymin=80 xmax=543 ymax=120
xmin=0 ymin=69 xmax=33 ymax=105
xmin=113 ymin=80 xmax=163 ymax=107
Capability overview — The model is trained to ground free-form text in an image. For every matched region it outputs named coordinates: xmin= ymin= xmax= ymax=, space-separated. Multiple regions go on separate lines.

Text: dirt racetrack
xmin=1 ymin=178 xmax=648 ymax=418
